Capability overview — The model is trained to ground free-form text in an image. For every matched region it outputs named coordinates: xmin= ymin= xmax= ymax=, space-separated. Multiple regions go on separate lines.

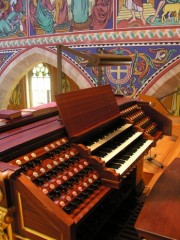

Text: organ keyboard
xmin=56 ymin=85 xmax=170 ymax=187
xmin=108 ymin=139 xmax=153 ymax=175
xmin=0 ymin=85 xmax=172 ymax=240
xmin=83 ymin=122 xmax=132 ymax=152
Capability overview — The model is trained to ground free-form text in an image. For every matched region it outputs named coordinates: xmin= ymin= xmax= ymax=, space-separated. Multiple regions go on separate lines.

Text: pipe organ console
xmin=0 ymin=85 xmax=171 ymax=240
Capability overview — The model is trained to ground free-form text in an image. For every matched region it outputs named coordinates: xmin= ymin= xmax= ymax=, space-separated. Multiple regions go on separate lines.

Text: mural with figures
xmin=1 ymin=0 xmax=180 ymax=38
xmin=0 ymin=0 xmax=114 ymax=38
xmin=29 ymin=0 xmax=113 ymax=35
xmin=117 ymin=0 xmax=180 ymax=28
xmin=0 ymin=0 xmax=27 ymax=37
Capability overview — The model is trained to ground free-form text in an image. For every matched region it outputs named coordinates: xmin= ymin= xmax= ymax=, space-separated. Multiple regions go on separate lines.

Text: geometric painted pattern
xmin=0 ymin=49 xmax=23 ymax=71
xmin=0 ymin=28 xmax=180 ymax=49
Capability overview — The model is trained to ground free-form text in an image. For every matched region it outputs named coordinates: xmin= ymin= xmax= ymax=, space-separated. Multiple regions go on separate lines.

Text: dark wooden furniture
xmin=135 ymin=158 xmax=180 ymax=240
xmin=0 ymin=85 xmax=172 ymax=240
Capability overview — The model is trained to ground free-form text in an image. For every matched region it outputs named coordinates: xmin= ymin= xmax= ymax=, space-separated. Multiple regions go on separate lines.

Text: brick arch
xmin=144 ymin=60 xmax=180 ymax=99
xmin=0 ymin=47 xmax=93 ymax=108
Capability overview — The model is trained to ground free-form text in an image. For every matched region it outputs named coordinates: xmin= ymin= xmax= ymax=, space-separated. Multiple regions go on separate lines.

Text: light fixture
xmin=57 ymin=45 xmax=132 ymax=93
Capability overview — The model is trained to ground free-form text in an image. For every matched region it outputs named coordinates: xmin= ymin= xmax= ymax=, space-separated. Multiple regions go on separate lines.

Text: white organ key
xmin=116 ymin=139 xmax=153 ymax=175
xmin=89 ymin=123 xmax=132 ymax=151
xmin=102 ymin=131 xmax=143 ymax=163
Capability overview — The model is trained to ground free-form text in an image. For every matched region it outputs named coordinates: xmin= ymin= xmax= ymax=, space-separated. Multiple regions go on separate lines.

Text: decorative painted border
xmin=0 ymin=28 xmax=179 ymax=49
xmin=134 ymin=55 xmax=180 ymax=98
xmin=1 ymin=42 xmax=179 ymax=99
xmin=49 ymin=42 xmax=180 ymax=97
xmin=0 ymin=49 xmax=23 ymax=71
xmin=62 ymin=52 xmax=97 ymax=86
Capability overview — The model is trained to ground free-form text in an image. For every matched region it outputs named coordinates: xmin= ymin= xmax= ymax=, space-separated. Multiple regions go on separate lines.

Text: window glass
xmin=31 ymin=63 xmax=51 ymax=107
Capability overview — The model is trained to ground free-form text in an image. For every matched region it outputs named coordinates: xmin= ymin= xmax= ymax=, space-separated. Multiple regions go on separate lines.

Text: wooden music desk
xmin=135 ymin=158 xmax=180 ymax=240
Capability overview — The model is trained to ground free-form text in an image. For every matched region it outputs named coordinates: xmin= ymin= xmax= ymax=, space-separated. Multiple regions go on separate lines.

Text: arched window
xmin=30 ymin=63 xmax=51 ymax=107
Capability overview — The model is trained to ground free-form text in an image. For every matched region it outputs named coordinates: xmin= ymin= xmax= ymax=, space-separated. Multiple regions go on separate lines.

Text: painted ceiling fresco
xmin=0 ymin=0 xmax=179 ymax=98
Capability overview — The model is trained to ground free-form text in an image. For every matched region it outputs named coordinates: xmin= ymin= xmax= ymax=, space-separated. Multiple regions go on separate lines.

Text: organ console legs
xmin=146 ymin=150 xmax=164 ymax=168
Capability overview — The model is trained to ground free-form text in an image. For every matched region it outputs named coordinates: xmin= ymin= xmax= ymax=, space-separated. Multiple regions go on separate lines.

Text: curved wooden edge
xmin=0 ymin=162 xmax=19 ymax=181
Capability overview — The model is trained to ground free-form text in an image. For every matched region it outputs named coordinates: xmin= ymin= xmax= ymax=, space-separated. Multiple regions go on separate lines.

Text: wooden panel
xmin=139 ymin=102 xmax=172 ymax=135
xmin=138 ymin=94 xmax=170 ymax=116
xmin=0 ymin=116 xmax=59 ymax=140
xmin=135 ymin=158 xmax=180 ymax=240
xmin=0 ymin=117 xmax=63 ymax=160
xmin=11 ymin=175 xmax=75 ymax=240
xmin=55 ymin=85 xmax=120 ymax=138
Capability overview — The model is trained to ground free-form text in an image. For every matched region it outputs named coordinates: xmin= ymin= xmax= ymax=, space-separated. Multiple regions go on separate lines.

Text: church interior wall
xmin=0 ymin=0 xmax=179 ymax=109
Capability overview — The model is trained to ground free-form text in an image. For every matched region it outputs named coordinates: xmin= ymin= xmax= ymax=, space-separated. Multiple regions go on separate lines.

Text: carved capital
xmin=0 ymin=189 xmax=3 ymax=202
xmin=0 ymin=207 xmax=13 ymax=240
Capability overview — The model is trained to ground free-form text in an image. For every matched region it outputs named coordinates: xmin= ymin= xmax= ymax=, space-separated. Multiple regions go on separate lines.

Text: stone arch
xmin=144 ymin=60 xmax=180 ymax=99
xmin=0 ymin=47 xmax=93 ymax=108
